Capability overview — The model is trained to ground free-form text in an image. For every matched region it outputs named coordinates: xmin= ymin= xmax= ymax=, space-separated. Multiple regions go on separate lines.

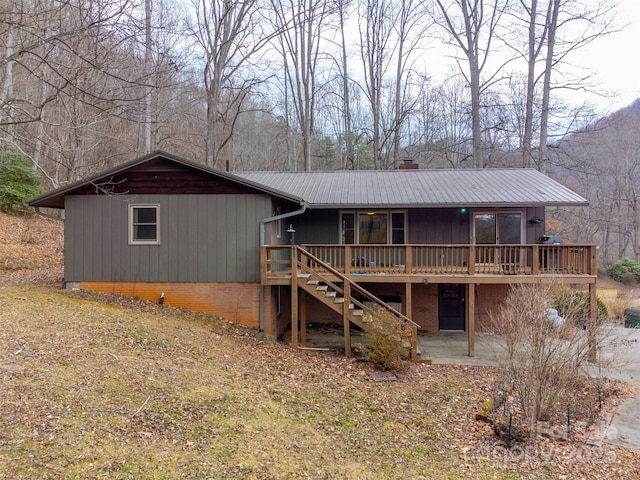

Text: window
xmin=129 ymin=205 xmax=159 ymax=245
xmin=358 ymin=212 xmax=388 ymax=244
xmin=340 ymin=211 xmax=405 ymax=244
xmin=391 ymin=212 xmax=405 ymax=244
xmin=473 ymin=211 xmax=522 ymax=245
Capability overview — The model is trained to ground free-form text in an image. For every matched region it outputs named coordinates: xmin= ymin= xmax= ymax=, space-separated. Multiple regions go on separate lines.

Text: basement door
xmin=438 ymin=284 xmax=465 ymax=331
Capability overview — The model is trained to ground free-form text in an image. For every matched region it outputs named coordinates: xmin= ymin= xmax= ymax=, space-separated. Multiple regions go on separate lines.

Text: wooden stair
xmin=291 ymin=247 xmax=421 ymax=362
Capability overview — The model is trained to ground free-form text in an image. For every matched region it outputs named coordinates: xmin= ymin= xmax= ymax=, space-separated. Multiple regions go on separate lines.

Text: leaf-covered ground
xmin=1 ymin=211 xmax=640 ymax=479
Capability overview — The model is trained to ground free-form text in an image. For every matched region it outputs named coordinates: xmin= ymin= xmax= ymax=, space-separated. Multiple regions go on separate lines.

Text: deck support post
xmin=588 ymin=283 xmax=597 ymax=362
xmin=300 ymin=290 xmax=307 ymax=348
xmin=467 ymin=284 xmax=475 ymax=357
xmin=405 ymin=282 xmax=412 ymax=318
xmin=343 ymin=281 xmax=351 ymax=357
xmin=291 ymin=246 xmax=299 ymax=349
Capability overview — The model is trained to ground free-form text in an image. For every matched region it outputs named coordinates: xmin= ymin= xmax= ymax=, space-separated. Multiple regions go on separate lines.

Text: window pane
xmin=475 ymin=214 xmax=496 ymax=244
xmin=134 ymin=224 xmax=157 ymax=240
xmin=392 ymin=230 xmax=404 ymax=244
xmin=392 ymin=212 xmax=404 ymax=229
xmin=358 ymin=213 xmax=387 ymax=244
xmin=497 ymin=213 xmax=521 ymax=244
xmin=341 ymin=213 xmax=355 ymax=244
xmin=134 ymin=207 xmax=156 ymax=224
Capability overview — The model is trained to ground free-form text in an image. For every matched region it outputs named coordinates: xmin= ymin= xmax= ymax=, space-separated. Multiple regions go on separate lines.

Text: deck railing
xmin=262 ymin=244 xmax=596 ymax=279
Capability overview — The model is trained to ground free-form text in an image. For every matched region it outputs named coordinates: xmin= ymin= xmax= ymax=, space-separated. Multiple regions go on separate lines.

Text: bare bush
xmin=490 ymin=282 xmax=607 ymax=440
xmin=362 ymin=309 xmax=412 ymax=372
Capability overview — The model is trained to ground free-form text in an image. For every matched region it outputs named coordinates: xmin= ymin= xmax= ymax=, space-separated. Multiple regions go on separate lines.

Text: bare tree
xmin=336 ymin=0 xmax=356 ymax=169
xmin=270 ymin=0 xmax=335 ymax=171
xmin=190 ymin=0 xmax=276 ymax=169
xmin=505 ymin=0 xmax=618 ymax=172
xmin=433 ymin=0 xmax=508 ymax=168
xmin=0 ymin=0 xmax=136 ymax=131
xmin=357 ymin=0 xmax=396 ymax=169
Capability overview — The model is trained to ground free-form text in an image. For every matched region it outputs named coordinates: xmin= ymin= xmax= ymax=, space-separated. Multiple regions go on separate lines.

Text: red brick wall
xmin=475 ymin=284 xmax=510 ymax=332
xmin=411 ymin=284 xmax=439 ymax=333
xmin=80 ymin=282 xmax=262 ymax=328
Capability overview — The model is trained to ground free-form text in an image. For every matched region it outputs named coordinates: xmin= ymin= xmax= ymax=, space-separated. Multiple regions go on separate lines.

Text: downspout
xmin=259 ymin=203 xmax=308 ymax=332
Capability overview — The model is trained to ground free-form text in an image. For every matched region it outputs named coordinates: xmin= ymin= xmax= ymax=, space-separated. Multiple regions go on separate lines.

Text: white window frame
xmin=129 ymin=204 xmax=160 ymax=245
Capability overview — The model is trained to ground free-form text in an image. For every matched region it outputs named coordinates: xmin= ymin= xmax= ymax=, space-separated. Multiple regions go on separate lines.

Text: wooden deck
xmin=261 ymin=244 xmax=598 ymax=360
xmin=261 ymin=243 xmax=597 ymax=286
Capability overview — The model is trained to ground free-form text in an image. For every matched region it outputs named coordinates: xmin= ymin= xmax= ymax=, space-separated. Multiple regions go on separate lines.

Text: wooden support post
xmin=343 ymin=281 xmax=351 ymax=357
xmin=291 ymin=246 xmax=299 ymax=349
xmin=467 ymin=284 xmax=475 ymax=357
xmin=405 ymin=282 xmax=412 ymax=318
xmin=589 ymin=282 xmax=597 ymax=362
xmin=468 ymin=246 xmax=476 ymax=275
xmin=300 ymin=290 xmax=307 ymax=348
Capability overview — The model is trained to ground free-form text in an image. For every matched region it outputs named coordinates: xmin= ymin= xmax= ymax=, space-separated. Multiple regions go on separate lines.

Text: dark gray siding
xmin=293 ymin=210 xmax=339 ymax=244
xmin=281 ymin=207 xmax=545 ymax=245
xmin=64 ymin=194 xmax=271 ymax=283
xmin=408 ymin=209 xmax=470 ymax=244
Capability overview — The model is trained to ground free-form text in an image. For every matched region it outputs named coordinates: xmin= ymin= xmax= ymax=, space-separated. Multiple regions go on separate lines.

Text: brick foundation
xmin=79 ymin=282 xmax=264 ymax=328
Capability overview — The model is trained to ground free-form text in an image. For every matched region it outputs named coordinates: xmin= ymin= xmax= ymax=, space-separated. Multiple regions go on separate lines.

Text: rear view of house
xmin=29 ymin=151 xmax=597 ymax=360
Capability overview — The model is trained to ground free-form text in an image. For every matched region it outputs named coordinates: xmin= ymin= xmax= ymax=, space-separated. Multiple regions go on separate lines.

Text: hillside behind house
xmin=0 ymin=211 xmax=64 ymax=286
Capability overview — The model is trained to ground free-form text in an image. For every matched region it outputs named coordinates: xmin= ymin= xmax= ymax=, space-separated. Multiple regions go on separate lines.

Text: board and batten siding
xmin=64 ymin=194 xmax=272 ymax=283
xmin=275 ymin=207 xmax=545 ymax=245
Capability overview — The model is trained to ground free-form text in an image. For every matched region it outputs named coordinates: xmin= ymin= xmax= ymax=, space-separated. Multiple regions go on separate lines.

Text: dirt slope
xmin=0 ymin=211 xmax=64 ymax=286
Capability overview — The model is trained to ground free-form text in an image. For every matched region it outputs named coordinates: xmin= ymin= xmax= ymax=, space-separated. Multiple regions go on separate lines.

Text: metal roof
xmin=28 ymin=150 xmax=588 ymax=210
xmin=234 ymin=169 xmax=588 ymax=208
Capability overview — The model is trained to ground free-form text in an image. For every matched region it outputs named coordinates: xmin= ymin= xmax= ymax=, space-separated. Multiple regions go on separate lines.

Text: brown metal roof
xmin=28 ymin=151 xmax=304 ymax=209
xmin=234 ymin=169 xmax=588 ymax=208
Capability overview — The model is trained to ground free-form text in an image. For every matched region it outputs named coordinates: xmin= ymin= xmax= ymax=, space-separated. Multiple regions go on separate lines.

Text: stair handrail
xmin=294 ymin=246 xmax=420 ymax=359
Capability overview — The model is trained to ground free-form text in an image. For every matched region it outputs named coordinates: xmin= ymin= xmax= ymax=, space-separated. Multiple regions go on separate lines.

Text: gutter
xmin=258 ymin=203 xmax=308 ymax=332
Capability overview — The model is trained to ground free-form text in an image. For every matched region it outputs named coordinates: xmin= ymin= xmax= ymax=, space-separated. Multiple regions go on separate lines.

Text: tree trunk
xmin=538 ymin=0 xmax=559 ymax=174
xmin=144 ymin=0 xmax=153 ymax=153
xmin=339 ymin=1 xmax=354 ymax=169
xmin=522 ymin=0 xmax=539 ymax=168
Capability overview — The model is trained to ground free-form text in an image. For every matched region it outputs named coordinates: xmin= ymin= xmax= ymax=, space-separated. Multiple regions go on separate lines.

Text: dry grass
xmin=0 ymin=285 xmax=493 ymax=479
xmin=0 ymin=285 xmax=639 ymax=479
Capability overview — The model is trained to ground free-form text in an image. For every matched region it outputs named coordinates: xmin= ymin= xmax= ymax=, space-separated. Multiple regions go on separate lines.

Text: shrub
xmin=0 ymin=148 xmax=42 ymax=213
xmin=607 ymin=258 xmax=640 ymax=283
xmin=552 ymin=290 xmax=608 ymax=326
xmin=363 ymin=308 xmax=411 ymax=372
xmin=490 ymin=282 xmax=607 ymax=440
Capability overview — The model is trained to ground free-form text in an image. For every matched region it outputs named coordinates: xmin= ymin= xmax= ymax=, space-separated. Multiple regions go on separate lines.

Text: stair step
xmin=353 ymin=309 xmax=363 ymax=316
xmin=299 ymin=273 xmax=311 ymax=279
xmin=316 ymin=285 xmax=328 ymax=292
xmin=334 ymin=297 xmax=345 ymax=304
xmin=325 ymin=291 xmax=337 ymax=297
xmin=306 ymin=279 xmax=319 ymax=286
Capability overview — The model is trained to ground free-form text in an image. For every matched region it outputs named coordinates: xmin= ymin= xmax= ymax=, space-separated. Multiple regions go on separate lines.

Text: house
xmin=29 ymin=151 xmax=597 ymax=360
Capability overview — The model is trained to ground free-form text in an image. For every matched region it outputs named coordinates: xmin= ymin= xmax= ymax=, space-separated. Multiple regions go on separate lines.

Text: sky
xmin=573 ymin=0 xmax=640 ymax=112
